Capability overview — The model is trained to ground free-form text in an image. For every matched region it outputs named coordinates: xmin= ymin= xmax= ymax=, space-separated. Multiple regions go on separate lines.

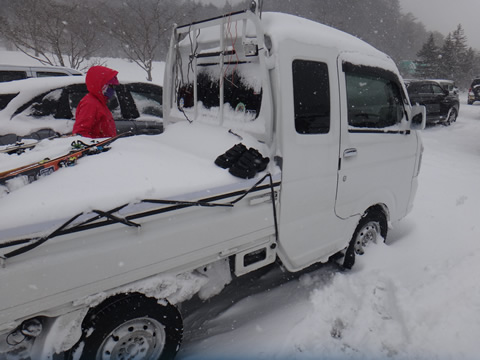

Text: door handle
xmin=343 ymin=148 xmax=358 ymax=158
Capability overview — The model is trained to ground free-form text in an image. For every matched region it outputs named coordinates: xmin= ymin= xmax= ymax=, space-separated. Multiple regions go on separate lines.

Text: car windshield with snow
xmin=0 ymin=77 xmax=163 ymax=145
xmin=467 ymin=78 xmax=480 ymax=105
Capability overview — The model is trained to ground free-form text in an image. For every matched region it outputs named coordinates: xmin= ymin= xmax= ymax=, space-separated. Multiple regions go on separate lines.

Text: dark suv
xmin=407 ymin=79 xmax=459 ymax=126
xmin=467 ymin=78 xmax=480 ymax=105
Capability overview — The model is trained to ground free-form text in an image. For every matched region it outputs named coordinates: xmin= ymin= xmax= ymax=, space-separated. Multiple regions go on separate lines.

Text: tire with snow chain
xmin=342 ymin=207 xmax=388 ymax=269
xmin=67 ymin=293 xmax=183 ymax=360
xmin=444 ymin=108 xmax=457 ymax=126
xmin=448 ymin=108 xmax=457 ymax=123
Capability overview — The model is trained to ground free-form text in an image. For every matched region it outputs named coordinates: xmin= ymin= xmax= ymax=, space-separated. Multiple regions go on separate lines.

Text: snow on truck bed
xmin=0 ymin=121 xmax=276 ymax=240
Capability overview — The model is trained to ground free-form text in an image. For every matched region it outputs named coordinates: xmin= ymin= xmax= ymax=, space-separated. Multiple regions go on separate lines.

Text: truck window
xmin=177 ymin=67 xmax=262 ymax=119
xmin=130 ymin=89 xmax=163 ymax=118
xmin=36 ymin=71 xmax=69 ymax=78
xmin=345 ymin=70 xmax=404 ymax=129
xmin=0 ymin=70 xmax=27 ymax=83
xmin=432 ymin=84 xmax=445 ymax=95
xmin=292 ymin=60 xmax=330 ymax=134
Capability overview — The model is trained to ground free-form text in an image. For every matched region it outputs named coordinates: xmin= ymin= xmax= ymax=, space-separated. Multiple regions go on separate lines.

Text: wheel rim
xmin=96 ymin=318 xmax=166 ymax=360
xmin=353 ymin=221 xmax=380 ymax=255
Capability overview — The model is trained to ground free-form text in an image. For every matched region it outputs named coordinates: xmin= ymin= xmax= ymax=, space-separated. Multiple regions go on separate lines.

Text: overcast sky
xmin=399 ymin=0 xmax=480 ymax=50
xmin=198 ymin=0 xmax=480 ymax=50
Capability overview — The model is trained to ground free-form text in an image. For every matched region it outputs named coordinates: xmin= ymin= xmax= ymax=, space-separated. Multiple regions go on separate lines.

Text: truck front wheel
xmin=342 ymin=207 xmax=387 ymax=269
xmin=68 ymin=293 xmax=182 ymax=360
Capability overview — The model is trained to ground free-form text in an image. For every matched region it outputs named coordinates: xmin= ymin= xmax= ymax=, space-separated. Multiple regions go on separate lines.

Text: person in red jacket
xmin=73 ymin=66 xmax=119 ymax=138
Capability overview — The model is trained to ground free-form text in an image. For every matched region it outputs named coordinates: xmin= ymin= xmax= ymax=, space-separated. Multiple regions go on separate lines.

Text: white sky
xmin=396 ymin=0 xmax=480 ymax=50
xmin=196 ymin=0 xmax=238 ymax=6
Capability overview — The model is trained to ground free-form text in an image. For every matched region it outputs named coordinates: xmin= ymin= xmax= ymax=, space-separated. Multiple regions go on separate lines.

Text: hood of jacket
xmin=85 ymin=66 xmax=118 ymax=104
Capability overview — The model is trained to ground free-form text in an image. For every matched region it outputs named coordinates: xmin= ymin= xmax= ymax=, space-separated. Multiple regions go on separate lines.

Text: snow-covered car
xmin=407 ymin=79 xmax=459 ymax=125
xmin=0 ymin=76 xmax=163 ymax=145
xmin=467 ymin=78 xmax=480 ymax=105
xmin=0 ymin=64 xmax=83 ymax=83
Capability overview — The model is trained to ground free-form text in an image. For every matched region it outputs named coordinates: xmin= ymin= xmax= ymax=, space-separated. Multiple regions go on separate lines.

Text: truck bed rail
xmin=1 ymin=173 xmax=280 ymax=266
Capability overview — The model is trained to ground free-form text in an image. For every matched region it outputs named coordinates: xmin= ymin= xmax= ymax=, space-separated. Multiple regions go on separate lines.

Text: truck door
xmin=277 ymin=52 xmax=348 ymax=271
xmin=335 ymin=59 xmax=418 ymax=221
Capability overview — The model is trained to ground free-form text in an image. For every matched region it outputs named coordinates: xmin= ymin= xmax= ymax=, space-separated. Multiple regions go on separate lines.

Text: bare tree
xmin=0 ymin=0 xmax=101 ymax=69
xmin=97 ymin=0 xmax=194 ymax=81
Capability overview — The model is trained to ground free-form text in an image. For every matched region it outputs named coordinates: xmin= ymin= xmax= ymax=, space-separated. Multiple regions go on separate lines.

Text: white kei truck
xmin=0 ymin=3 xmax=426 ymax=360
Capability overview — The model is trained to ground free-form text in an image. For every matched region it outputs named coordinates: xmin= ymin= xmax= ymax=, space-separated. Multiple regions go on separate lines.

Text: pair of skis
xmin=0 ymin=132 xmax=131 ymax=188
xmin=0 ymin=133 xmax=61 ymax=155
xmin=0 ymin=141 xmax=39 ymax=155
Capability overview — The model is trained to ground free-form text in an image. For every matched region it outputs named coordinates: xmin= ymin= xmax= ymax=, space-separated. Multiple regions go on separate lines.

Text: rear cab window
xmin=169 ymin=14 xmax=270 ymax=142
xmin=292 ymin=60 xmax=330 ymax=134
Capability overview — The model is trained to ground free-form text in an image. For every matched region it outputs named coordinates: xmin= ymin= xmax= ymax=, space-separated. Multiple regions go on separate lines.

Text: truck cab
xmin=164 ymin=8 xmax=425 ymax=271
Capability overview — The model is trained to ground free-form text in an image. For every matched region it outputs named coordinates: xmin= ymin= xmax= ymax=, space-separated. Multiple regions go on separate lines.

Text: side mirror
xmin=410 ymin=104 xmax=426 ymax=130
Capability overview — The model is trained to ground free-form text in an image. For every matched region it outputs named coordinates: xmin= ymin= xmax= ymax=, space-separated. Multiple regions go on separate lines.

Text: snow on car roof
xmin=0 ymin=76 xmax=85 ymax=101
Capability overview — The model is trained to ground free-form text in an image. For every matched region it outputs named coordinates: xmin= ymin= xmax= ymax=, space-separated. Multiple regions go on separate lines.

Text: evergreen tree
xmin=451 ymin=24 xmax=471 ymax=86
xmin=438 ymin=33 xmax=454 ymax=79
xmin=436 ymin=25 xmax=472 ymax=85
xmin=416 ymin=33 xmax=440 ymax=78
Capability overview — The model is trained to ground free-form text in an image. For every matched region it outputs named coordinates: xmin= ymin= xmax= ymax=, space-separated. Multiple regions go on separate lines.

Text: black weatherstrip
xmin=348 ymin=129 xmax=411 ymax=135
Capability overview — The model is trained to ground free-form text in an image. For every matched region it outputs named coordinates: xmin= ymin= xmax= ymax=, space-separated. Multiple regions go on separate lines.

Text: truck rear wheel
xmin=342 ymin=207 xmax=387 ymax=269
xmin=68 ymin=293 xmax=182 ymax=360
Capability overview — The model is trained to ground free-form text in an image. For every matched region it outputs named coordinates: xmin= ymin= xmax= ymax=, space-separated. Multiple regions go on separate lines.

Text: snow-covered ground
xmin=178 ymin=100 xmax=480 ymax=360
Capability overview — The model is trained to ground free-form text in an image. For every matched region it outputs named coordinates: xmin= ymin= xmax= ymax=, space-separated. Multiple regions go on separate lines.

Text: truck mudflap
xmin=0 ymin=172 xmax=280 ymax=267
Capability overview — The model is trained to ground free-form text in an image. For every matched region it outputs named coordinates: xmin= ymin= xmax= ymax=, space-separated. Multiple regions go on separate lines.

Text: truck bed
xmin=0 ymin=121 xmax=280 ymax=327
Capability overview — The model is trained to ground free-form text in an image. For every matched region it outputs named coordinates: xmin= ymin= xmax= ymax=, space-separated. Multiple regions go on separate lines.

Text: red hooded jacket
xmin=73 ymin=66 xmax=118 ymax=138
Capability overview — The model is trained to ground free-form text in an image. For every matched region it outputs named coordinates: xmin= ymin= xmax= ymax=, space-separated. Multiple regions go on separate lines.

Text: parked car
xmin=0 ymin=76 xmax=163 ymax=145
xmin=0 ymin=64 xmax=83 ymax=83
xmin=433 ymin=79 xmax=459 ymax=94
xmin=402 ymin=78 xmax=416 ymax=88
xmin=467 ymin=78 xmax=480 ymax=105
xmin=407 ymin=79 xmax=459 ymax=125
